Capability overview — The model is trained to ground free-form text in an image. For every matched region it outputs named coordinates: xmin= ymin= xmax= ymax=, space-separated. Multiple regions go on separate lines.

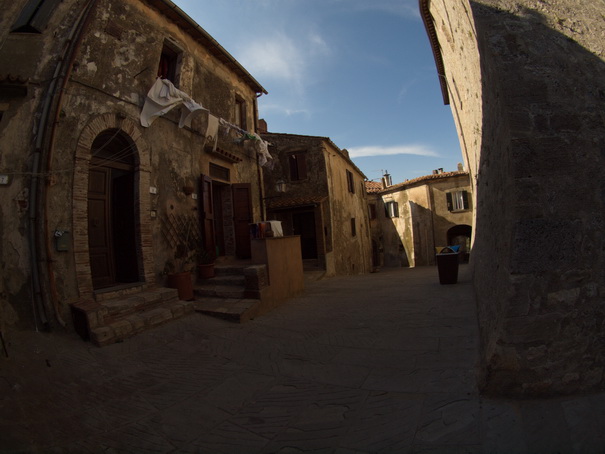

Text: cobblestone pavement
xmin=1 ymin=265 xmax=605 ymax=453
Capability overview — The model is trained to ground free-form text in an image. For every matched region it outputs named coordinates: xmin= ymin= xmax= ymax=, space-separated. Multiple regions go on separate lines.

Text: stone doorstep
xmin=193 ymin=298 xmax=260 ymax=323
xmin=70 ymin=287 xmax=190 ymax=346
xmin=90 ymin=301 xmax=194 ymax=347
xmin=194 ymin=284 xmax=248 ymax=300
xmin=200 ymin=274 xmax=246 ymax=287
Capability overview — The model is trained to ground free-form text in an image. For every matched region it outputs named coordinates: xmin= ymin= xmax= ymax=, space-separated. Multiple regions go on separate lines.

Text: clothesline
xmin=140 ymin=78 xmax=272 ymax=167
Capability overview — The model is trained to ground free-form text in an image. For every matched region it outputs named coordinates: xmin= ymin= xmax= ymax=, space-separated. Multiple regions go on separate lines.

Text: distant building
xmin=367 ymin=170 xmax=473 ymax=267
xmin=261 ymin=128 xmax=373 ymax=276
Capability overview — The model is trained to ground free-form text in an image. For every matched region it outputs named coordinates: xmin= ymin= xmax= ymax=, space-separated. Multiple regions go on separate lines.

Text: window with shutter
xmin=157 ymin=40 xmax=183 ymax=86
xmin=385 ymin=201 xmax=399 ymax=218
xmin=11 ymin=0 xmax=61 ymax=33
xmin=447 ymin=190 xmax=469 ymax=211
xmin=288 ymin=153 xmax=307 ymax=181
xmin=346 ymin=170 xmax=355 ymax=193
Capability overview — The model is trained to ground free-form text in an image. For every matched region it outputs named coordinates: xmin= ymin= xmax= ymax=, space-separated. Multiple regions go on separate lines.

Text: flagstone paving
xmin=1 ymin=265 xmax=604 ymax=453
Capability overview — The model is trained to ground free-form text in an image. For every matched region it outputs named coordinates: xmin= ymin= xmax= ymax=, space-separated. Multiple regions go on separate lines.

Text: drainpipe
xmin=29 ymin=0 xmax=99 ymax=330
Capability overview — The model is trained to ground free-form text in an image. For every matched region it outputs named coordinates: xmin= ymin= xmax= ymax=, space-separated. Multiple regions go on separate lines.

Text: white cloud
xmin=347 ymin=145 xmax=440 ymax=158
xmin=238 ymin=34 xmax=303 ymax=83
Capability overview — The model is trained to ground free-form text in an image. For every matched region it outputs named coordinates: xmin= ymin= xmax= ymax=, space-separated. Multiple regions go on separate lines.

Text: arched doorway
xmin=87 ymin=129 xmax=140 ymax=289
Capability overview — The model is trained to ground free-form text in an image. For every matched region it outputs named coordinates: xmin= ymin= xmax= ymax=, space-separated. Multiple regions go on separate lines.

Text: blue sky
xmin=172 ymin=0 xmax=462 ymax=184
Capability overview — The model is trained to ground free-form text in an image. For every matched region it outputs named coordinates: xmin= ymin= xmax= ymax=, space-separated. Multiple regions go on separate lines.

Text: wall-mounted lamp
xmin=275 ymin=179 xmax=286 ymax=193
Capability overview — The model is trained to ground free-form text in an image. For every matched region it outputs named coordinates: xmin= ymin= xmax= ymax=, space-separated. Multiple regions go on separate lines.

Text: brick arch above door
xmin=72 ymin=113 xmax=155 ymax=300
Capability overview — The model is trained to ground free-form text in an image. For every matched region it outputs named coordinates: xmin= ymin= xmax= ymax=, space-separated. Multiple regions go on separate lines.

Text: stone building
xmin=0 ymin=0 xmax=269 ymax=339
xmin=420 ymin=0 xmax=605 ymax=395
xmin=367 ymin=170 xmax=472 ymax=268
xmin=260 ymin=128 xmax=373 ymax=276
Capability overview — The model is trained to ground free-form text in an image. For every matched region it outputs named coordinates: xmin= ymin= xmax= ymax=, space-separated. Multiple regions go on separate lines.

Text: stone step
xmin=70 ymin=287 xmax=193 ymax=347
xmin=90 ymin=301 xmax=194 ymax=346
xmin=193 ymin=297 xmax=260 ymax=322
xmin=194 ymin=284 xmax=248 ymax=299
xmin=198 ymin=274 xmax=245 ymax=287
xmin=214 ymin=265 xmax=248 ymax=277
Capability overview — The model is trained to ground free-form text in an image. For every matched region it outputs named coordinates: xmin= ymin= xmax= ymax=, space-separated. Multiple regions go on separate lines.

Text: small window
xmin=288 ymin=153 xmax=307 ymax=181
xmin=351 ymin=218 xmax=356 ymax=237
xmin=157 ymin=41 xmax=181 ymax=85
xmin=385 ymin=201 xmax=399 ymax=218
xmin=209 ymin=163 xmax=230 ymax=182
xmin=346 ymin=170 xmax=355 ymax=193
xmin=446 ymin=190 xmax=469 ymax=212
xmin=234 ymin=97 xmax=247 ymax=130
xmin=368 ymin=203 xmax=377 ymax=220
xmin=11 ymin=0 xmax=61 ymax=33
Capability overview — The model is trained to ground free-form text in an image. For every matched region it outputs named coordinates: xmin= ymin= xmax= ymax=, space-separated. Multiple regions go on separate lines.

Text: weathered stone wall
xmin=427 ymin=0 xmax=605 ymax=395
xmin=0 ymin=0 xmax=86 ymax=328
xmin=1 ymin=0 xmax=265 ymax=330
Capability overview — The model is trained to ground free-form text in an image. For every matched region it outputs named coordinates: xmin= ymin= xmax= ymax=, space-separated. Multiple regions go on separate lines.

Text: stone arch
xmin=72 ymin=113 xmax=154 ymax=300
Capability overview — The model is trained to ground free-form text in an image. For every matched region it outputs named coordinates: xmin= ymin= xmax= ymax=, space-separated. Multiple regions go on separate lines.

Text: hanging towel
xmin=140 ymin=78 xmax=205 ymax=128
xmin=204 ymin=113 xmax=220 ymax=152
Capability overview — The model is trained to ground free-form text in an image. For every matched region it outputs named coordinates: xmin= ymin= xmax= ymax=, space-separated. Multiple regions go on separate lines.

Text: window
xmin=385 ymin=201 xmax=399 ymax=218
xmin=368 ymin=203 xmax=377 ymax=220
xmin=346 ymin=170 xmax=355 ymax=193
xmin=157 ymin=41 xmax=182 ymax=85
xmin=209 ymin=163 xmax=230 ymax=182
xmin=11 ymin=0 xmax=61 ymax=33
xmin=288 ymin=153 xmax=307 ymax=181
xmin=351 ymin=218 xmax=356 ymax=237
xmin=234 ymin=97 xmax=247 ymax=130
xmin=447 ymin=190 xmax=469 ymax=212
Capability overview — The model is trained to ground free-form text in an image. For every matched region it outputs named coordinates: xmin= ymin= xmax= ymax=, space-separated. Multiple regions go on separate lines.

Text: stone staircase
xmin=71 ymin=285 xmax=194 ymax=347
xmin=193 ymin=264 xmax=263 ymax=322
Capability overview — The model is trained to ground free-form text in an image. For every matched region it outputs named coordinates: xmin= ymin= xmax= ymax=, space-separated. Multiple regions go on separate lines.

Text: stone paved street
xmin=1 ymin=265 xmax=605 ymax=453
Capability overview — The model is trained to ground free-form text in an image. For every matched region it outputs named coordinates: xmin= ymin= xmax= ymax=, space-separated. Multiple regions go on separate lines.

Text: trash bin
xmin=436 ymin=246 xmax=459 ymax=284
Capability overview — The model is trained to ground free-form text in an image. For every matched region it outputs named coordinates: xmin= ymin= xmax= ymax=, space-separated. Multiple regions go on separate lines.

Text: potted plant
xmin=164 ymin=241 xmax=195 ymax=301
xmin=197 ymin=247 xmax=215 ymax=279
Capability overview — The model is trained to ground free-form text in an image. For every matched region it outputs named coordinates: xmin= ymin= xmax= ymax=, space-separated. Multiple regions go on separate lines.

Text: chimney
xmin=457 ymin=162 xmax=464 ymax=172
xmin=258 ymin=118 xmax=268 ymax=134
xmin=381 ymin=172 xmax=392 ymax=188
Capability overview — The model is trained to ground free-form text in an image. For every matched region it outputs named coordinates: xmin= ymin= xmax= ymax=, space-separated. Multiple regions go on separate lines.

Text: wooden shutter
xmin=232 ymin=183 xmax=252 ymax=259
xmin=462 ymin=191 xmax=469 ymax=210
xmin=446 ymin=192 xmax=453 ymax=211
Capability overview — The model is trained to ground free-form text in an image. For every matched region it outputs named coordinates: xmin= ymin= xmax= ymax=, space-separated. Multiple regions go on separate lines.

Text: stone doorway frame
xmin=72 ymin=113 xmax=155 ymax=301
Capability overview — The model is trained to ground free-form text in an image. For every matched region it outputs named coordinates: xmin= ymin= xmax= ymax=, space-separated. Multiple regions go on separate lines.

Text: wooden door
xmin=199 ymin=174 xmax=216 ymax=257
xmin=292 ymin=211 xmax=317 ymax=259
xmin=232 ymin=183 xmax=252 ymax=259
xmin=88 ymin=167 xmax=115 ymax=288
xmin=112 ymin=171 xmax=138 ymax=282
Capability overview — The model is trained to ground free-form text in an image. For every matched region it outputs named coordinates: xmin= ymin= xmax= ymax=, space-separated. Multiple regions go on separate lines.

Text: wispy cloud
xmin=347 ymin=145 xmax=440 ymax=158
xmin=333 ymin=0 xmax=420 ymax=18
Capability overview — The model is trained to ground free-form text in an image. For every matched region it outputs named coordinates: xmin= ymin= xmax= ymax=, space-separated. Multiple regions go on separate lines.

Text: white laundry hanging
xmin=140 ymin=78 xmax=206 ymax=128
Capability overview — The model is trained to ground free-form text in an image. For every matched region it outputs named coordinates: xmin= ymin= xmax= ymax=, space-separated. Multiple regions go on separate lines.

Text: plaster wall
xmin=323 ymin=144 xmax=372 ymax=275
xmin=427 ymin=0 xmax=605 ymax=395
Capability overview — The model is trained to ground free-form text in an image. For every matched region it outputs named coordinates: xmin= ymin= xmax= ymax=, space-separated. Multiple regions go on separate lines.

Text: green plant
xmin=197 ymin=247 xmax=215 ymax=265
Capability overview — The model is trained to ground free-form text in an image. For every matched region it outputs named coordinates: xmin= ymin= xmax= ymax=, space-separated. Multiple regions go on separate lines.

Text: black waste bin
xmin=436 ymin=247 xmax=459 ymax=284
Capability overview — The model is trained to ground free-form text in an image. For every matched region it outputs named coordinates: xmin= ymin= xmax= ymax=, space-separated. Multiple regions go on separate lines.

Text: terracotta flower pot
xmin=166 ymin=271 xmax=194 ymax=301
xmin=197 ymin=263 xmax=215 ymax=279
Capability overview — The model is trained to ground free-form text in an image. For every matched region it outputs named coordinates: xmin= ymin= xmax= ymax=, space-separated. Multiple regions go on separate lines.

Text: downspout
xmin=29 ymin=0 xmax=99 ymax=330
